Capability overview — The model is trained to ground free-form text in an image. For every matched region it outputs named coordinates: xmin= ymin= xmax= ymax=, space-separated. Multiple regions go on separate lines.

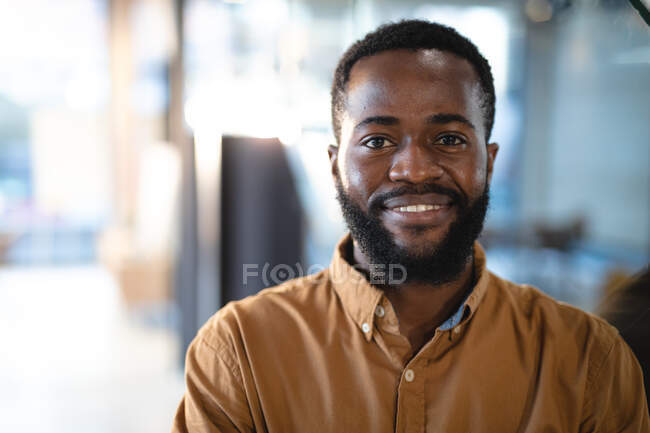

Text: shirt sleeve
xmin=171 ymin=333 xmax=255 ymax=433
xmin=580 ymin=336 xmax=650 ymax=432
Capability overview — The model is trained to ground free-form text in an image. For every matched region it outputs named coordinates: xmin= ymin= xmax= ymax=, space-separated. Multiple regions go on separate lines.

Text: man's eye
xmin=436 ymin=135 xmax=465 ymax=146
xmin=362 ymin=137 xmax=392 ymax=149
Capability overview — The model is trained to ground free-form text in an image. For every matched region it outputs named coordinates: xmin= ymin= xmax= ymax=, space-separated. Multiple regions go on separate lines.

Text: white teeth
xmin=395 ymin=204 xmax=442 ymax=213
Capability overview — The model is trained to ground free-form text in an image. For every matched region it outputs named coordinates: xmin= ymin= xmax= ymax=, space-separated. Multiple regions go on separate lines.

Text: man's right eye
xmin=362 ymin=137 xmax=392 ymax=149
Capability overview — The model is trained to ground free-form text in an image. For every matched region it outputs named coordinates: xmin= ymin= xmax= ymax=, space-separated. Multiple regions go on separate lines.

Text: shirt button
xmin=404 ymin=369 xmax=415 ymax=382
xmin=374 ymin=305 xmax=385 ymax=317
xmin=454 ymin=326 xmax=462 ymax=334
xmin=361 ymin=323 xmax=371 ymax=333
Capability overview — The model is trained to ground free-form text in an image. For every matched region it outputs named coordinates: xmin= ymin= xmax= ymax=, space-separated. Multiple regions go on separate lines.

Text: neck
xmin=352 ymin=241 xmax=475 ymax=355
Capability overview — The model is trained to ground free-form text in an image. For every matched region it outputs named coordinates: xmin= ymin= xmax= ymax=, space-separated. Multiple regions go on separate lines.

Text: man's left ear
xmin=486 ymin=142 xmax=499 ymax=183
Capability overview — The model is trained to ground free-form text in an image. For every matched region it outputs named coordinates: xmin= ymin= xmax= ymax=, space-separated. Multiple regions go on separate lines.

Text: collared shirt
xmin=438 ymin=289 xmax=471 ymax=331
xmin=172 ymin=235 xmax=649 ymax=433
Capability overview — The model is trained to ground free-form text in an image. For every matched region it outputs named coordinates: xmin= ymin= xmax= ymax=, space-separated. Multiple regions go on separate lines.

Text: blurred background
xmin=0 ymin=0 xmax=648 ymax=431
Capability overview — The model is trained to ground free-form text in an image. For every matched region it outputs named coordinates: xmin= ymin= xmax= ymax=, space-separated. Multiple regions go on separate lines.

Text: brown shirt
xmin=172 ymin=236 xmax=649 ymax=433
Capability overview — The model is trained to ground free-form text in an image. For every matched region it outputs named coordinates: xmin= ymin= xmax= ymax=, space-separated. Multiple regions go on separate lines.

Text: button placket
xmin=396 ymin=363 xmax=425 ymax=433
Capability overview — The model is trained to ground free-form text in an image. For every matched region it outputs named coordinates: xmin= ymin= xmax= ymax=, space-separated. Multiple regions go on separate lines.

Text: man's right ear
xmin=328 ymin=144 xmax=339 ymax=177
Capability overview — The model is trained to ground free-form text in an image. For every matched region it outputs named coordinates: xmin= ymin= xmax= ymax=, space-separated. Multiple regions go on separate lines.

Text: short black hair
xmin=331 ymin=19 xmax=496 ymax=144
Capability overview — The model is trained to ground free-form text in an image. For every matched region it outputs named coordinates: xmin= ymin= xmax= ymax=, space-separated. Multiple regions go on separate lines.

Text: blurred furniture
xmin=534 ymin=218 xmax=586 ymax=252
xmin=0 ymin=233 xmax=16 ymax=264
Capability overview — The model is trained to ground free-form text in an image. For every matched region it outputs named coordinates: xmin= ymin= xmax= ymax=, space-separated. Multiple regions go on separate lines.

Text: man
xmin=172 ymin=20 xmax=648 ymax=432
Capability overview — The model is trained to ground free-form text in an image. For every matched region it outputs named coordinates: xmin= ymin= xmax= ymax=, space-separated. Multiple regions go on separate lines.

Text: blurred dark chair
xmin=524 ymin=217 xmax=587 ymax=301
xmin=534 ymin=217 xmax=586 ymax=252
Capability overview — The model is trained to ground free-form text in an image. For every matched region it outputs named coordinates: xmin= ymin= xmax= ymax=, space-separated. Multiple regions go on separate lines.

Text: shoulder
xmin=485 ymin=271 xmax=621 ymax=369
xmin=488 ymin=271 xmax=618 ymax=334
xmin=489 ymin=274 xmax=649 ymax=426
xmin=197 ymin=269 xmax=335 ymax=348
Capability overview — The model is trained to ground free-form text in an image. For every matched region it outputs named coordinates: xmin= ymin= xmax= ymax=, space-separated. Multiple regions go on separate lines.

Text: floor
xmin=0 ymin=266 xmax=185 ymax=433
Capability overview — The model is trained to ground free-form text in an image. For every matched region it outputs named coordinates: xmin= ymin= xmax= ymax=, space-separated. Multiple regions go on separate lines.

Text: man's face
xmin=329 ymin=49 xmax=498 ymax=284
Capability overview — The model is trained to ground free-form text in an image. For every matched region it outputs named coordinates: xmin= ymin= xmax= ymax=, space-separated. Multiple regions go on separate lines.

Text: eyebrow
xmin=353 ymin=113 xmax=475 ymax=132
xmin=353 ymin=116 xmax=399 ymax=131
xmin=427 ymin=113 xmax=475 ymax=130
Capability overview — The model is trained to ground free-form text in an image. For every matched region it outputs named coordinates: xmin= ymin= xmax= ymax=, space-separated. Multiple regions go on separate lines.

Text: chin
xmin=388 ymin=225 xmax=450 ymax=251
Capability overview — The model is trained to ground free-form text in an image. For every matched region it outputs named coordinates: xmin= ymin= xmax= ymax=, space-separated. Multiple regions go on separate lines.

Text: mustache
xmin=368 ymin=183 xmax=466 ymax=213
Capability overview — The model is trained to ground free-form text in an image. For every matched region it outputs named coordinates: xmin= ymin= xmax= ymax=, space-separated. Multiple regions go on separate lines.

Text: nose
xmin=388 ymin=141 xmax=444 ymax=184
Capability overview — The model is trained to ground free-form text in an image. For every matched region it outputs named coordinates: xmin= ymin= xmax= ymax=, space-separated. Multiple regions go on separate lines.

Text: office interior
xmin=0 ymin=0 xmax=648 ymax=431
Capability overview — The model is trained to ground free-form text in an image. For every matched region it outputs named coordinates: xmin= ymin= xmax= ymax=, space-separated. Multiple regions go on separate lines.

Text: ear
xmin=486 ymin=142 xmax=499 ymax=184
xmin=328 ymin=144 xmax=339 ymax=178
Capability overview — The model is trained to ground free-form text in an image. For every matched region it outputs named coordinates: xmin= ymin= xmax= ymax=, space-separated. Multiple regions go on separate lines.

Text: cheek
xmin=448 ymin=153 xmax=488 ymax=196
xmin=470 ymin=160 xmax=489 ymax=194
xmin=470 ymin=156 xmax=488 ymax=181
xmin=339 ymin=149 xmax=383 ymax=205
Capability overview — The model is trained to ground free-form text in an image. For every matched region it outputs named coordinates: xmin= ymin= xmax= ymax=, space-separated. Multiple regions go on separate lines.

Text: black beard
xmin=335 ymin=178 xmax=490 ymax=286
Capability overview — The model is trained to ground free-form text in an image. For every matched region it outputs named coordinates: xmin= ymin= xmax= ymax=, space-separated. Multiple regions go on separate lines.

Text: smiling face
xmin=330 ymin=49 xmax=498 ymax=283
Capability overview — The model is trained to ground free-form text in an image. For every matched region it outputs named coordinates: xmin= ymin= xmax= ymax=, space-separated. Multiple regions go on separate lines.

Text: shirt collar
xmin=438 ymin=288 xmax=472 ymax=331
xmin=329 ymin=234 xmax=490 ymax=341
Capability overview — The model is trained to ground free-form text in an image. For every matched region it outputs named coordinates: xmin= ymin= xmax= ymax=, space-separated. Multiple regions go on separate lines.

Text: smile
xmin=379 ymin=193 xmax=457 ymax=226
xmin=392 ymin=204 xmax=445 ymax=213
xmin=383 ymin=204 xmax=454 ymax=228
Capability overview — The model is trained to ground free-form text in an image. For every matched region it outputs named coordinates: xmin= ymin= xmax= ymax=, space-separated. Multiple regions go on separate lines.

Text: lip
xmin=383 ymin=193 xmax=453 ymax=209
xmin=382 ymin=204 xmax=454 ymax=227
xmin=380 ymin=193 xmax=455 ymax=227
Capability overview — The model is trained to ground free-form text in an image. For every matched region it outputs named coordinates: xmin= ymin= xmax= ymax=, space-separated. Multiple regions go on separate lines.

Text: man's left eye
xmin=436 ymin=135 xmax=465 ymax=146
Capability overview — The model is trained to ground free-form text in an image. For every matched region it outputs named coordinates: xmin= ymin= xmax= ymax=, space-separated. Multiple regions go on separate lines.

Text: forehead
xmin=344 ymin=49 xmax=484 ymax=134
